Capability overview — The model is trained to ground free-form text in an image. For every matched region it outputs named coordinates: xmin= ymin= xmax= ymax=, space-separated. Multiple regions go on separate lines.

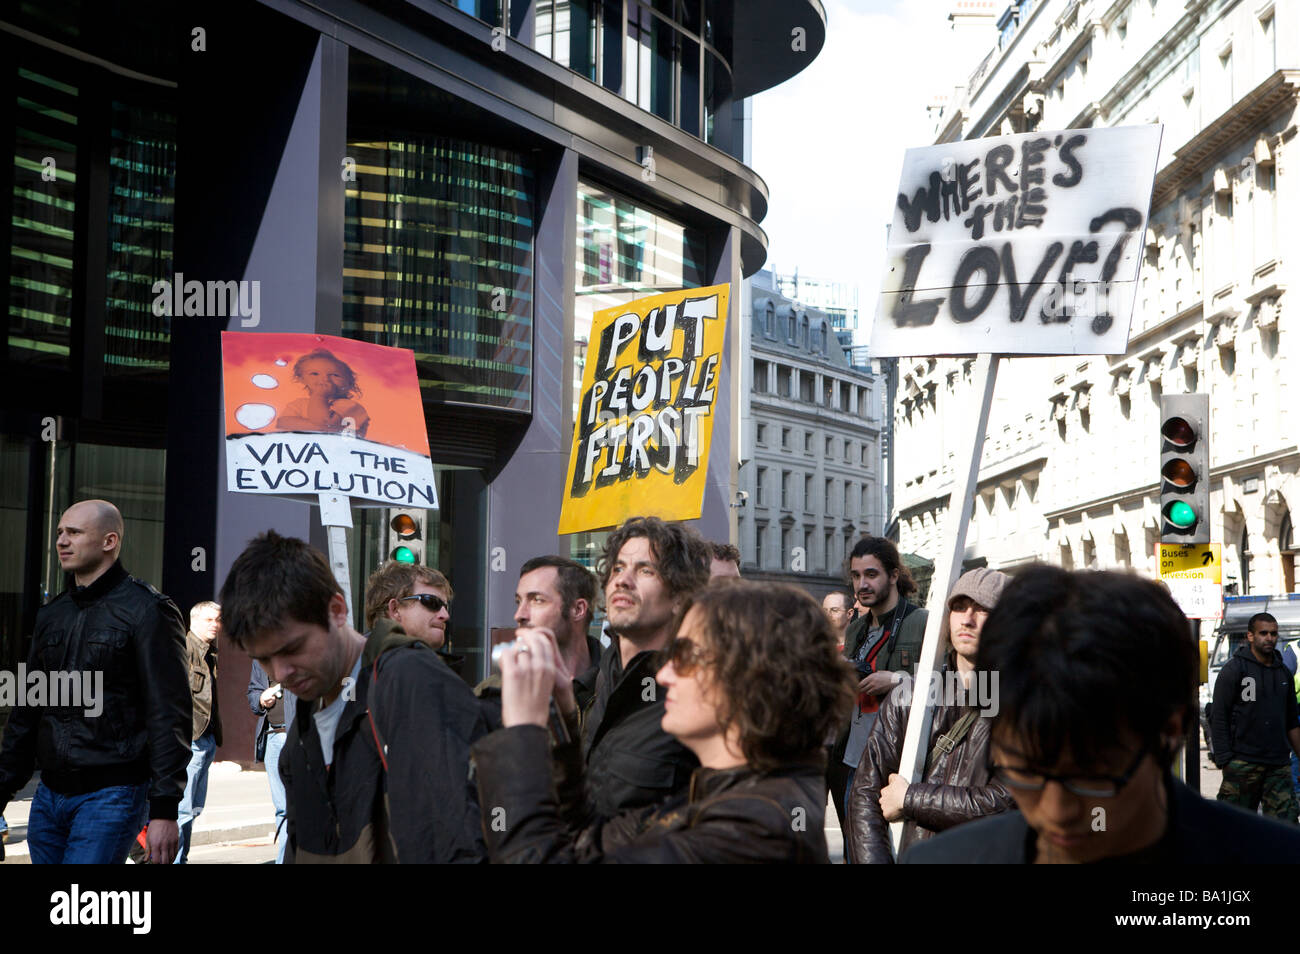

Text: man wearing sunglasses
xmin=364 ymin=563 xmax=454 ymax=650
xmin=901 ymin=566 xmax=1300 ymax=863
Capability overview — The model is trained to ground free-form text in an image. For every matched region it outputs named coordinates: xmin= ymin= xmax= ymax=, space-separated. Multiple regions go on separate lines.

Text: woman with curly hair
xmin=473 ymin=578 xmax=856 ymax=863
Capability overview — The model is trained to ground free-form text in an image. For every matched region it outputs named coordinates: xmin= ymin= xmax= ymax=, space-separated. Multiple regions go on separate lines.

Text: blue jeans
xmin=264 ymin=729 xmax=287 ymax=864
xmin=175 ymin=732 xmax=218 ymax=864
xmin=26 ymin=781 xmax=147 ymax=864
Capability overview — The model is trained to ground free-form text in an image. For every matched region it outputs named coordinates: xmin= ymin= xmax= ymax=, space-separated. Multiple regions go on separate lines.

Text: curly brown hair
xmin=679 ymin=579 xmax=855 ymax=772
xmin=597 ymin=516 xmax=710 ymax=604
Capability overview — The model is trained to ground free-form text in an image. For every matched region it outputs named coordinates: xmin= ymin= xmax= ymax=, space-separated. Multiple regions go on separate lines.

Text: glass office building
xmin=0 ymin=0 xmax=824 ymax=758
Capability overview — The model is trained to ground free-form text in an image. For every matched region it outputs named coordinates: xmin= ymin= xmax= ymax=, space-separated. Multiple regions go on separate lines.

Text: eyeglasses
xmin=397 ymin=593 xmax=449 ymax=614
xmin=992 ymin=744 xmax=1149 ymax=798
xmin=666 ymin=637 xmax=711 ymax=677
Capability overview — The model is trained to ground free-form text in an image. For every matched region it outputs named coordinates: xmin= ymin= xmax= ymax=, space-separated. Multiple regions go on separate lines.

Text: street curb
xmin=2 ymin=822 xmax=275 ymax=864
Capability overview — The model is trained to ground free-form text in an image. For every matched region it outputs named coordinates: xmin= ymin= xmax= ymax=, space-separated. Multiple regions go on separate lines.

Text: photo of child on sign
xmin=275 ymin=349 xmax=371 ymax=439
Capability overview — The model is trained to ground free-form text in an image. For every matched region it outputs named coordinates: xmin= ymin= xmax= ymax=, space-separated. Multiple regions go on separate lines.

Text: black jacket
xmin=475 ymin=724 xmax=830 ymax=863
xmin=581 ymin=641 xmax=698 ymax=817
xmin=1210 ymin=645 xmax=1299 ymax=767
xmin=281 ymin=620 xmax=488 ymax=863
xmin=900 ymin=774 xmax=1300 ymax=863
xmin=0 ymin=561 xmax=191 ymax=820
xmin=848 ymin=667 xmax=1012 ymax=863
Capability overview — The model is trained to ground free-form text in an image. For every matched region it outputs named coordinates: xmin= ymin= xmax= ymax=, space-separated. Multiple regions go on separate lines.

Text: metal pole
xmin=1185 ymin=618 xmax=1201 ymax=794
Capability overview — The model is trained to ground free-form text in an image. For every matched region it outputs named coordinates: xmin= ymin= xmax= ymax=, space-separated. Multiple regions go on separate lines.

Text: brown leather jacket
xmin=848 ymin=670 xmax=1012 ymax=863
xmin=474 ymin=724 xmax=830 ymax=863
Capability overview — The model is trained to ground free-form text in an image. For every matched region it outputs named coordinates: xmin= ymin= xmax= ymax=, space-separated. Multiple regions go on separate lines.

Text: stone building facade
xmin=740 ymin=272 xmax=884 ymax=598
xmin=894 ymin=0 xmax=1299 ymax=599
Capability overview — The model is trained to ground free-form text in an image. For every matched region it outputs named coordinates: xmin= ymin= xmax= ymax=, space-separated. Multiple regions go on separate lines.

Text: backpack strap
xmin=929 ymin=710 xmax=979 ymax=765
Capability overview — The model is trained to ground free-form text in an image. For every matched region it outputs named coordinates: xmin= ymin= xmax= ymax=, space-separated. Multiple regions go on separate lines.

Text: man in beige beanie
xmin=846 ymin=567 xmax=1016 ymax=863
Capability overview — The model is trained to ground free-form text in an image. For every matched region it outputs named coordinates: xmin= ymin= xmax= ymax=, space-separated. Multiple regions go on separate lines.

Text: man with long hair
xmin=828 ymin=536 xmax=928 ymax=851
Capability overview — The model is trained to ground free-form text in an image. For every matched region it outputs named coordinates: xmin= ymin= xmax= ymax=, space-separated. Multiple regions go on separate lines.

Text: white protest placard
xmin=871 ymin=125 xmax=1162 ymax=357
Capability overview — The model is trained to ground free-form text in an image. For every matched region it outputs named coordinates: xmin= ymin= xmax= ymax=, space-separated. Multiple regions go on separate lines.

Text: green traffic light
xmin=392 ymin=546 xmax=417 ymax=564
xmin=1166 ymin=501 xmax=1197 ymax=529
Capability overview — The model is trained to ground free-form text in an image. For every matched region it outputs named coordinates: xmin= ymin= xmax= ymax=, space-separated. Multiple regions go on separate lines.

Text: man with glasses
xmin=1210 ymin=612 xmax=1300 ymax=823
xmin=364 ymin=562 xmax=454 ymax=650
xmin=902 ymin=566 xmax=1300 ymax=863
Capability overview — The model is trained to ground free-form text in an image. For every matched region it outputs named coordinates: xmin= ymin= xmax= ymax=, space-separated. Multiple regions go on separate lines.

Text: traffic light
xmin=387 ymin=508 xmax=426 ymax=564
xmin=1159 ymin=394 xmax=1210 ymax=544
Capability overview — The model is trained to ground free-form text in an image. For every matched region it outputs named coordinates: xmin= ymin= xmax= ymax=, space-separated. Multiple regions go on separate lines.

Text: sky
xmin=750 ymin=0 xmax=990 ymax=343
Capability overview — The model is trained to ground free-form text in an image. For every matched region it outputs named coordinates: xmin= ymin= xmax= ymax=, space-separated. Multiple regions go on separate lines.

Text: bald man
xmin=0 ymin=499 xmax=190 ymax=864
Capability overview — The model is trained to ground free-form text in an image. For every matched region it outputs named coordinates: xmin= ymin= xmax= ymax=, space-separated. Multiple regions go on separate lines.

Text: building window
xmin=800 ymin=317 xmax=809 ymax=349
xmin=781 ymin=470 xmax=791 ymax=509
xmin=756 ymin=521 xmax=768 ymax=568
xmin=787 ymin=312 xmax=796 ymax=341
xmin=799 ymin=373 xmax=814 ymax=402
xmin=804 ymin=431 xmax=813 ymax=454
xmin=844 ymin=441 xmax=852 ymax=463
xmin=756 ymin=467 xmax=766 ymax=507
xmin=573 ymin=180 xmax=706 ymax=417
xmin=781 ymin=427 xmax=791 ymax=449
xmin=825 ymin=436 xmax=834 ymax=457
xmin=804 ymin=473 xmax=813 ymax=511
xmin=781 ymin=527 xmax=792 ymax=568
xmin=753 ymin=359 xmax=768 ymax=393
xmin=344 ymin=135 xmax=535 ymax=411
xmin=764 ymin=301 xmax=775 ymax=336
xmin=756 ymin=423 xmax=767 ymax=445
xmin=844 ymin=482 xmax=853 ymax=518
xmin=840 ymin=385 xmax=852 ymax=413
xmin=824 ymin=531 xmax=834 ymax=572
xmin=825 ymin=478 xmax=835 ymax=515
xmin=777 ymin=365 xmax=792 ymax=397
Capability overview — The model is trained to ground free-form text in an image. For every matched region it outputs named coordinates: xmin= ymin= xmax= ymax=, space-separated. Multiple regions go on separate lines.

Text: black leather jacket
xmin=475 ymin=724 xmax=830 ymax=863
xmin=0 ymin=562 xmax=191 ymax=820
xmin=581 ymin=642 xmax=698 ymax=817
xmin=848 ymin=668 xmax=1013 ymax=863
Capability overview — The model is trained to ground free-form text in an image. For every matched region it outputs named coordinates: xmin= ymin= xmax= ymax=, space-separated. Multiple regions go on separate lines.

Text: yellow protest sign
xmin=558 ymin=284 xmax=730 ymax=535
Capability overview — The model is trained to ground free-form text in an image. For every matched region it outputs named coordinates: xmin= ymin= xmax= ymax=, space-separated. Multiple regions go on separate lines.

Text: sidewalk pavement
xmin=2 ymin=761 xmax=278 ymax=864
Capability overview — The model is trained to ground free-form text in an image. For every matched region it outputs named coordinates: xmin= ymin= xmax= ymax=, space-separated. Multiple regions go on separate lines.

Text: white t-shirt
xmin=314 ymin=653 xmax=363 ymax=768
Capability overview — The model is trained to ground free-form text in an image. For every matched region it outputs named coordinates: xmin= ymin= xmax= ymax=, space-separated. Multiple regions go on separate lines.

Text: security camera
xmin=730 ymin=490 xmax=749 ymax=508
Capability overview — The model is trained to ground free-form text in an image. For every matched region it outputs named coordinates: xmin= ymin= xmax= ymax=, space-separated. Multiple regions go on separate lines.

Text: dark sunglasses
xmin=397 ymin=593 xmax=449 ymax=613
xmin=666 ymin=637 xmax=711 ymax=676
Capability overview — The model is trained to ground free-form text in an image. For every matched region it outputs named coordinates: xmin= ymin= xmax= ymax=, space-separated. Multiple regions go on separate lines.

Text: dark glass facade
xmin=343 ymin=138 xmax=535 ymax=412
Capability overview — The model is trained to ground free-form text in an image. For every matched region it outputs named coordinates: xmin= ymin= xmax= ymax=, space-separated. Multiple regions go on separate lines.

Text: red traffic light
xmin=1161 ymin=416 xmax=1196 ymax=448
xmin=390 ymin=513 xmax=419 ymax=538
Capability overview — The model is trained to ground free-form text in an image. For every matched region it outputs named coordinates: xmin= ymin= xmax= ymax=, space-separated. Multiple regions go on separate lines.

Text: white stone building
xmin=893 ymin=0 xmax=1299 ymax=598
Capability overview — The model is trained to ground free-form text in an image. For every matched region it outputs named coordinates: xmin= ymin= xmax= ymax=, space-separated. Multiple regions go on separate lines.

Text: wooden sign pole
xmin=889 ymin=352 xmax=999 ymax=856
